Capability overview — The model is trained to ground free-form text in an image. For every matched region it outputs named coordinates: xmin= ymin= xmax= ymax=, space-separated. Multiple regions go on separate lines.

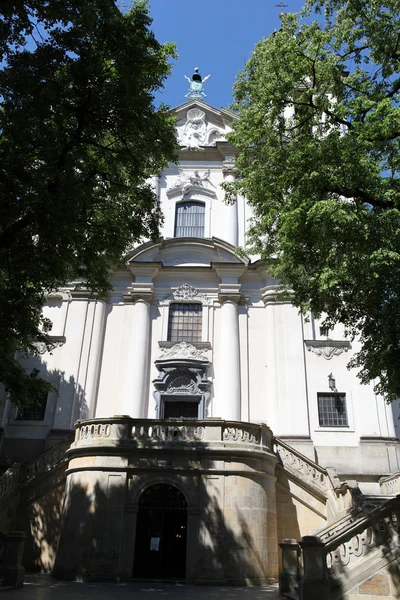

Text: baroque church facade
xmin=1 ymin=78 xmax=400 ymax=587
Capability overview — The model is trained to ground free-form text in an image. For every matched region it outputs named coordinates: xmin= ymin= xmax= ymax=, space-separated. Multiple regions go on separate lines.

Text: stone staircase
xmin=0 ymin=438 xmax=72 ymax=516
xmin=273 ymin=438 xmax=354 ymax=523
xmin=0 ymin=430 xmax=398 ymax=595
xmin=275 ymin=439 xmax=400 ymax=600
xmin=0 ymin=437 xmax=72 ymax=586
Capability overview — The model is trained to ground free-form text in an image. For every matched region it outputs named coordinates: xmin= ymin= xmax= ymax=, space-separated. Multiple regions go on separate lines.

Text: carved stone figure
xmin=180 ymin=108 xmax=207 ymax=150
xmin=167 ymin=376 xmax=197 ymax=394
xmin=169 ymin=168 xmax=215 ymax=198
xmin=184 ymin=67 xmax=210 ymax=101
xmin=178 ymin=108 xmax=222 ymax=150
xmin=160 ymin=342 xmax=206 ymax=360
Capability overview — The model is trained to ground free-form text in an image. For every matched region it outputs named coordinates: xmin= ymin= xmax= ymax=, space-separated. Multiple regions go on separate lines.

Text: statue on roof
xmin=184 ymin=67 xmax=210 ymax=100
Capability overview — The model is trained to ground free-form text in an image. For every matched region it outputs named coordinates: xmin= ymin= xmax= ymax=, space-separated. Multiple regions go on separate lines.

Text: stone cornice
xmin=166 ymin=185 xmax=217 ymax=200
xmin=213 ymin=264 xmax=246 ymax=280
xmin=123 ymin=283 xmax=154 ymax=304
xmin=126 ymin=263 xmax=161 ymax=280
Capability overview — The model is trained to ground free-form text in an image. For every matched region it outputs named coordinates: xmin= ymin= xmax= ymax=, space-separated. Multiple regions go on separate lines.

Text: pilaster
xmin=222 ymin=158 xmax=238 ymax=247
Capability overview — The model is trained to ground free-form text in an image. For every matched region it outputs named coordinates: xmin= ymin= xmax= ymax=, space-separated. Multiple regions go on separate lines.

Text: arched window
xmin=174 ymin=201 xmax=205 ymax=238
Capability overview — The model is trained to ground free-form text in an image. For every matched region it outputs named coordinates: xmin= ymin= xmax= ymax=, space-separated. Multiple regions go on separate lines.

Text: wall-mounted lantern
xmin=328 ymin=373 xmax=336 ymax=391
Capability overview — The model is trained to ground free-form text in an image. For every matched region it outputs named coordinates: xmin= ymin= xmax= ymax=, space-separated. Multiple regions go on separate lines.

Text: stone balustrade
xmin=323 ymin=497 xmax=400 ymax=579
xmin=297 ymin=495 xmax=400 ymax=599
xmin=20 ymin=439 xmax=72 ymax=486
xmin=273 ymin=437 xmax=332 ymax=493
xmin=73 ymin=417 xmax=273 ymax=453
xmin=380 ymin=472 xmax=400 ymax=496
xmin=0 ymin=438 xmax=72 ymax=511
xmin=0 ymin=464 xmax=21 ymax=509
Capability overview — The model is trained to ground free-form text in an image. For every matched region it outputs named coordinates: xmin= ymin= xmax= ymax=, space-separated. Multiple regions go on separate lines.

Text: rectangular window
xmin=174 ymin=201 xmax=205 ymax=237
xmin=17 ymin=393 xmax=48 ymax=421
xmin=167 ymin=303 xmax=202 ymax=342
xmin=317 ymin=393 xmax=348 ymax=427
xmin=164 ymin=399 xmax=200 ymax=419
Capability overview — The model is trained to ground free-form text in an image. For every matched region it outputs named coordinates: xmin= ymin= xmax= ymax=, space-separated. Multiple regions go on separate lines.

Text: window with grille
xmin=317 ymin=393 xmax=348 ymax=427
xmin=174 ymin=201 xmax=205 ymax=237
xmin=163 ymin=399 xmax=200 ymax=419
xmin=167 ymin=303 xmax=202 ymax=342
xmin=17 ymin=393 xmax=48 ymax=421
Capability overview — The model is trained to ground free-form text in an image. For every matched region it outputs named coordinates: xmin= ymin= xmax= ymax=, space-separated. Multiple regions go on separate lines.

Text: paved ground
xmin=4 ymin=574 xmax=282 ymax=599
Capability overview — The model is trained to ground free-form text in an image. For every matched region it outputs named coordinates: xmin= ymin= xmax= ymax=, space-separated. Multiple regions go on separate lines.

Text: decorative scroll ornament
xmin=304 ymin=340 xmax=351 ymax=360
xmin=46 ymin=289 xmax=72 ymax=301
xmin=177 ymin=108 xmax=223 ymax=150
xmin=167 ymin=168 xmax=215 ymax=199
xmin=160 ymin=342 xmax=206 ymax=360
xmin=167 ymin=376 xmax=197 ymax=394
xmin=33 ymin=336 xmax=66 ymax=355
xmin=160 ymin=283 xmax=211 ymax=306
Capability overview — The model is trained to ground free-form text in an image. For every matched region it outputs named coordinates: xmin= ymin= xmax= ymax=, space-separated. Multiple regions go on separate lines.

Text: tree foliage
xmin=0 ymin=0 xmax=177 ymax=408
xmin=228 ymin=0 xmax=400 ymax=401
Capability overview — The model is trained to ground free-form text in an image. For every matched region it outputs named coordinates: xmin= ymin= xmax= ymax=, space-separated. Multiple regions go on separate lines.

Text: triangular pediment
xmin=126 ymin=237 xmax=248 ymax=268
xmin=172 ymin=100 xmax=236 ymax=150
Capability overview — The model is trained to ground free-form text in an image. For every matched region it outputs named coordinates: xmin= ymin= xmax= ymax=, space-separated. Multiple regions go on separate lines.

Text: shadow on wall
xmin=53 ymin=437 xmax=278 ymax=584
xmin=0 ymin=354 xmax=88 ymax=464
xmin=17 ymin=469 xmax=67 ymax=572
xmin=275 ymin=468 xmax=301 ymax=568
xmin=0 ymin=355 xmax=89 ymax=572
xmin=391 ymin=400 xmax=400 ymax=445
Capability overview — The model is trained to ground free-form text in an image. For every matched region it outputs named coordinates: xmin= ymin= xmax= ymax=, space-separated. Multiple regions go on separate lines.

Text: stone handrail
xmin=297 ymin=495 xmax=400 ymax=598
xmin=20 ymin=438 xmax=72 ymax=486
xmin=0 ymin=464 xmax=21 ymax=507
xmin=273 ymin=437 xmax=333 ymax=494
xmin=321 ymin=496 xmax=400 ymax=577
xmin=73 ymin=417 xmax=273 ymax=452
xmin=0 ymin=438 xmax=72 ymax=511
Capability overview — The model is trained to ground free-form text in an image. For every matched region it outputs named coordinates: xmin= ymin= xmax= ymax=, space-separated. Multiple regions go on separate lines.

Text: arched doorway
xmin=133 ymin=483 xmax=188 ymax=579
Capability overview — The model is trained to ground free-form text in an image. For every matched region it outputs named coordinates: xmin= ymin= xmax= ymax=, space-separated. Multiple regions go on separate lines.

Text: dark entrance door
xmin=133 ymin=484 xmax=188 ymax=579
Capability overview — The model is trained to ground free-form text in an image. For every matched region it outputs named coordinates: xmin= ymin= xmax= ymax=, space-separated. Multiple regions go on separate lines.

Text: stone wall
xmin=15 ymin=462 xmax=67 ymax=572
xmin=342 ymin=562 xmax=400 ymax=600
xmin=54 ymin=418 xmax=279 ymax=584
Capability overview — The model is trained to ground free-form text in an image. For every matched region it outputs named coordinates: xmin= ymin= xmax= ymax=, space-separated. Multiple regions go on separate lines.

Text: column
xmin=122 ymin=284 xmax=153 ymax=418
xmin=222 ymin=161 xmax=238 ymax=247
xmin=84 ymin=299 xmax=106 ymax=418
xmin=216 ymin=284 xmax=241 ymax=420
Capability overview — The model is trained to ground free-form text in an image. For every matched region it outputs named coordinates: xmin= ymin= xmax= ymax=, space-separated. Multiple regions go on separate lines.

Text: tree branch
xmin=329 ymin=185 xmax=394 ymax=209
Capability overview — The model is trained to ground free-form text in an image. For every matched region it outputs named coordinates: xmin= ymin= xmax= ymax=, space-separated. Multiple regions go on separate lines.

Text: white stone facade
xmin=1 ymin=99 xmax=399 ymax=477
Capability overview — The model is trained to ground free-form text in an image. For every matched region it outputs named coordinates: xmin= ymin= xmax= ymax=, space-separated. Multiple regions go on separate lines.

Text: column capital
xmin=218 ymin=283 xmax=241 ymax=305
xmin=222 ymin=161 xmax=239 ymax=179
xmin=261 ymin=285 xmax=291 ymax=305
xmin=123 ymin=283 xmax=154 ymax=304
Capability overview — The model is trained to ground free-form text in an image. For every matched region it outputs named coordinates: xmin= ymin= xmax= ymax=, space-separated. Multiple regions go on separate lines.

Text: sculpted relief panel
xmin=176 ymin=108 xmax=224 ymax=150
xmin=167 ymin=168 xmax=216 ymax=199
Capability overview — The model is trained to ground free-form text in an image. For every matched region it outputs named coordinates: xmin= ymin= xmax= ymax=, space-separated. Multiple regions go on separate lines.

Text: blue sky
xmin=146 ymin=0 xmax=308 ymax=110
